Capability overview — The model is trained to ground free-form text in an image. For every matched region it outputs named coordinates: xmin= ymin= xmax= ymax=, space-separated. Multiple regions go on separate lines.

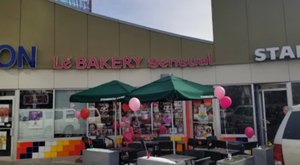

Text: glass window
xmin=20 ymin=90 xmax=53 ymax=109
xmin=152 ymin=101 xmax=185 ymax=135
xmin=292 ymin=82 xmax=300 ymax=105
xmin=88 ymin=102 xmax=120 ymax=137
xmin=18 ymin=109 xmax=54 ymax=140
xmin=121 ymin=102 xmax=152 ymax=137
xmin=55 ymin=111 xmax=63 ymax=120
xmin=220 ymin=85 xmax=254 ymax=134
xmin=54 ymin=90 xmax=86 ymax=138
xmin=18 ymin=90 xmax=54 ymax=140
xmin=283 ymin=111 xmax=300 ymax=139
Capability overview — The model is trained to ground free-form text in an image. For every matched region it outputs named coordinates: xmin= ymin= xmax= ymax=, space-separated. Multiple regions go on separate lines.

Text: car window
xmin=45 ymin=111 xmax=53 ymax=119
xmin=66 ymin=110 xmax=75 ymax=118
xmin=283 ymin=111 xmax=300 ymax=139
xmin=55 ymin=111 xmax=63 ymax=120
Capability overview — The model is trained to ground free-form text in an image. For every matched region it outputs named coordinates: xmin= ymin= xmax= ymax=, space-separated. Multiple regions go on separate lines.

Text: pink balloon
xmin=214 ymin=86 xmax=225 ymax=100
xmin=220 ymin=96 xmax=232 ymax=109
xmin=75 ymin=111 xmax=81 ymax=120
xmin=245 ymin=127 xmax=254 ymax=138
xmin=129 ymin=97 xmax=141 ymax=112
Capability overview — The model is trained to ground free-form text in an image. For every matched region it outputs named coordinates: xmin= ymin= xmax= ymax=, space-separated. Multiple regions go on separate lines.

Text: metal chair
xmin=184 ymin=150 xmax=211 ymax=165
xmin=158 ymin=141 xmax=173 ymax=156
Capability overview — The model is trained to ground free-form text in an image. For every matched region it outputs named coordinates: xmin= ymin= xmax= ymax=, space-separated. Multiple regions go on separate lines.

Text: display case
xmin=192 ymin=99 xmax=213 ymax=139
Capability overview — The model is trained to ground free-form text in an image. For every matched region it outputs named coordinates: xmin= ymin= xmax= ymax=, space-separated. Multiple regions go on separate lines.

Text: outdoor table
xmin=194 ymin=147 xmax=240 ymax=156
xmin=82 ymin=148 xmax=119 ymax=165
xmin=161 ymin=154 xmax=196 ymax=165
xmin=111 ymin=147 xmax=141 ymax=165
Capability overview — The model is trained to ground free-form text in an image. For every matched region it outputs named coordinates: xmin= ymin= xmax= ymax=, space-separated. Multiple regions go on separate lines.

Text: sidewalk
xmin=0 ymin=156 xmax=82 ymax=165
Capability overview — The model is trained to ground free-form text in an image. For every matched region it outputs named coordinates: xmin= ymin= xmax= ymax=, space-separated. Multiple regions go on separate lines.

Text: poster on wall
xmin=192 ymin=99 xmax=214 ymax=139
xmin=0 ymin=104 xmax=9 ymax=126
xmin=28 ymin=111 xmax=43 ymax=129
xmin=193 ymin=124 xmax=213 ymax=139
xmin=0 ymin=131 xmax=7 ymax=150
xmin=192 ymin=100 xmax=213 ymax=124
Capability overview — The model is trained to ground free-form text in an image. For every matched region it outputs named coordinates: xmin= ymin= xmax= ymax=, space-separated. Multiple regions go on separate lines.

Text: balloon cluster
xmin=214 ymin=86 xmax=232 ymax=109
xmin=214 ymin=86 xmax=254 ymax=139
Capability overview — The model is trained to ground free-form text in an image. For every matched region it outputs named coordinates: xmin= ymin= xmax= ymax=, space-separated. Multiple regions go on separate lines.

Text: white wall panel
xmin=250 ymin=61 xmax=290 ymax=83
xmin=216 ymin=64 xmax=251 ymax=84
xmin=183 ymin=66 xmax=216 ymax=85
xmin=19 ymin=70 xmax=54 ymax=89
xmin=120 ymin=69 xmax=151 ymax=87
xmin=150 ymin=68 xmax=183 ymax=82
xmin=54 ymin=70 xmax=87 ymax=88
xmin=87 ymin=70 xmax=119 ymax=87
xmin=0 ymin=69 xmax=18 ymax=89
xmin=288 ymin=60 xmax=300 ymax=81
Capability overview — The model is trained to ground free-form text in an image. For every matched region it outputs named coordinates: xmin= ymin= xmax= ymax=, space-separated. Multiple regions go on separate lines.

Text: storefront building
xmin=0 ymin=0 xmax=300 ymax=160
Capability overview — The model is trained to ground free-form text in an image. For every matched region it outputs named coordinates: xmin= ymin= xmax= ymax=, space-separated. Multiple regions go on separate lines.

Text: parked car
xmin=273 ymin=105 xmax=300 ymax=165
xmin=54 ymin=108 xmax=81 ymax=136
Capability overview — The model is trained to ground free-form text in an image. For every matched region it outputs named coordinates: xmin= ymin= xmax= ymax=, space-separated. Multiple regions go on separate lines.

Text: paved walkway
xmin=0 ymin=156 xmax=82 ymax=165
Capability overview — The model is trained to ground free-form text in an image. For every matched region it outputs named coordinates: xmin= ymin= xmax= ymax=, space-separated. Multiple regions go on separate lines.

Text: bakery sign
xmin=53 ymin=54 xmax=214 ymax=69
xmin=254 ymin=45 xmax=300 ymax=62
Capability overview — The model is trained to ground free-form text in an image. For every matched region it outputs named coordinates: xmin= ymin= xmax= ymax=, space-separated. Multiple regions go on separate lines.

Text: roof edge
xmin=48 ymin=0 xmax=214 ymax=45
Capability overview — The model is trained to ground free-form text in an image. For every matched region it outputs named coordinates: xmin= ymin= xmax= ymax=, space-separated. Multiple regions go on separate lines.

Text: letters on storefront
xmin=255 ymin=45 xmax=300 ymax=62
xmin=0 ymin=44 xmax=37 ymax=69
xmin=53 ymin=54 xmax=214 ymax=69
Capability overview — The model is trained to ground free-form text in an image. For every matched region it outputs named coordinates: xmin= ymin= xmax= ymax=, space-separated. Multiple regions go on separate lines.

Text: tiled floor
xmin=0 ymin=156 xmax=81 ymax=165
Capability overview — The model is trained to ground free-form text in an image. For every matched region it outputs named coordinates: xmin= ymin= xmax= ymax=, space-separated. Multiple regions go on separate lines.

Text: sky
xmin=92 ymin=0 xmax=213 ymax=41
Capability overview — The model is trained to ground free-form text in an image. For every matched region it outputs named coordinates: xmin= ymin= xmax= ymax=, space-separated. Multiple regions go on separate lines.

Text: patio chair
xmin=158 ymin=141 xmax=173 ymax=156
xmin=188 ymin=138 xmax=198 ymax=149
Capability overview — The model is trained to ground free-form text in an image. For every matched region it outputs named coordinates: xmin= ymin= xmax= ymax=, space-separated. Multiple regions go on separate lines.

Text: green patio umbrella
xmin=127 ymin=75 xmax=214 ymax=154
xmin=127 ymin=75 xmax=214 ymax=102
xmin=70 ymin=80 xmax=135 ymax=147
xmin=70 ymin=80 xmax=135 ymax=102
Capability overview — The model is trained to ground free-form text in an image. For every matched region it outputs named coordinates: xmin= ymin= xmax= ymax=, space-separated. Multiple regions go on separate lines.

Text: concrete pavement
xmin=0 ymin=156 xmax=82 ymax=165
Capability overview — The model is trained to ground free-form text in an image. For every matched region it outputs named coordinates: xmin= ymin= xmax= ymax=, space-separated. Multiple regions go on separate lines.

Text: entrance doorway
xmin=261 ymin=87 xmax=287 ymax=144
xmin=0 ymin=97 xmax=14 ymax=158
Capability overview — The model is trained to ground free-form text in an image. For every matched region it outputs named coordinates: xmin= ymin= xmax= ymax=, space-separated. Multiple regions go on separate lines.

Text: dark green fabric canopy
xmin=127 ymin=75 xmax=214 ymax=102
xmin=70 ymin=80 xmax=136 ymax=102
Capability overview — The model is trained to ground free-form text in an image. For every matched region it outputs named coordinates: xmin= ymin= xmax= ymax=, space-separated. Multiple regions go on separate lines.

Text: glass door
xmin=0 ymin=98 xmax=13 ymax=157
xmin=262 ymin=90 xmax=287 ymax=144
